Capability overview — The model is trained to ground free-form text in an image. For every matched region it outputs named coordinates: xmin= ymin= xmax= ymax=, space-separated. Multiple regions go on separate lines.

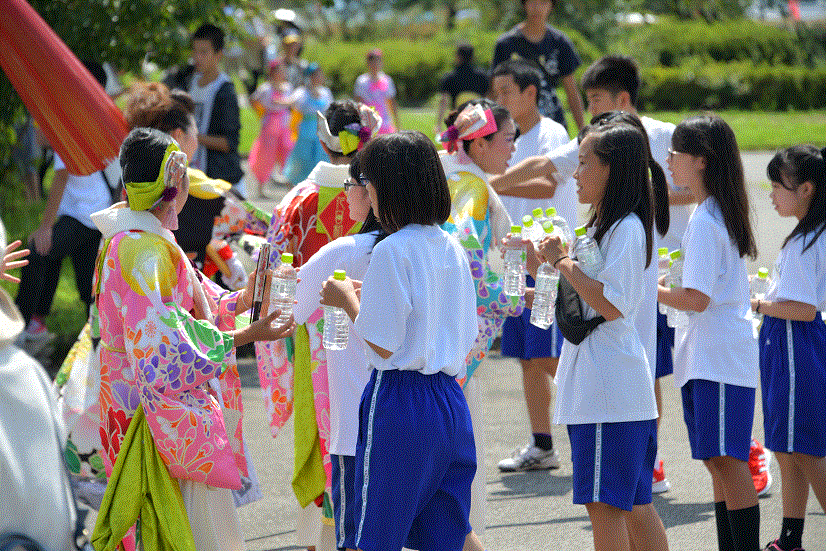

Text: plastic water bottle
xmin=270 ymin=252 xmax=297 ymax=326
xmin=323 ymin=269 xmax=350 ymax=350
xmin=667 ymin=250 xmax=688 ymax=328
xmin=546 ymin=207 xmax=574 ymax=249
xmin=532 ymin=207 xmax=546 ymax=227
xmin=521 ymin=215 xmax=542 ymax=245
xmin=750 ymin=267 xmax=770 ymax=334
xmin=503 ymin=225 xmax=527 ymax=297
xmin=657 ymin=247 xmax=671 ymax=315
xmin=530 ymin=223 xmax=559 ymax=329
xmin=573 ymin=226 xmax=604 ymax=279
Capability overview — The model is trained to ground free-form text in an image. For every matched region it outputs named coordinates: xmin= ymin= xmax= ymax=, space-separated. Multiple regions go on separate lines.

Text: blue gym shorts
xmin=760 ymin=314 xmax=826 ymax=456
xmin=567 ymin=419 xmax=658 ymax=511
xmin=502 ymin=276 xmax=564 ymax=359
xmin=681 ymin=379 xmax=755 ymax=462
xmin=355 ymin=369 xmax=476 ymax=551
xmin=331 ymin=454 xmax=358 ymax=550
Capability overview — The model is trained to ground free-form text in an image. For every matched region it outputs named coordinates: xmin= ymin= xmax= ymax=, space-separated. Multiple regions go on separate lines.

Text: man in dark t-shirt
xmin=492 ymin=0 xmax=584 ymax=131
xmin=435 ymin=44 xmax=490 ymax=134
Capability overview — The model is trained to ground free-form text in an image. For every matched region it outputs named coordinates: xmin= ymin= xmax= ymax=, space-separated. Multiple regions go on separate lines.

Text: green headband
xmin=125 ymin=142 xmax=186 ymax=211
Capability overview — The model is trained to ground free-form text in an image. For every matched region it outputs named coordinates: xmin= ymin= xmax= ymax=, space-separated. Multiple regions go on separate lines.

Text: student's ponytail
xmin=649 ymin=158 xmax=670 ymax=238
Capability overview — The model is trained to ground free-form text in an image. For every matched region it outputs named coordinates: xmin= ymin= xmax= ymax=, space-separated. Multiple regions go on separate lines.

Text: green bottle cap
xmin=522 ymin=214 xmax=533 ymax=226
xmin=546 ymin=207 xmax=557 ymax=217
xmin=658 ymin=247 xmax=669 ymax=256
xmin=511 ymin=225 xmax=522 ymax=234
xmin=670 ymin=250 xmax=682 ymax=260
xmin=333 ymin=269 xmax=347 ymax=280
xmin=758 ymin=267 xmax=769 ymax=278
xmin=575 ymin=226 xmax=587 ymax=237
xmin=281 ymin=252 xmax=294 ymax=264
xmin=532 ymin=207 xmax=543 ymax=218
xmin=542 ymin=221 xmax=554 ymax=233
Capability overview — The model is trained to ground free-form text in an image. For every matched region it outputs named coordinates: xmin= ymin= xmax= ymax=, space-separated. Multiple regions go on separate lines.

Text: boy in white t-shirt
xmin=489 ymin=59 xmax=570 ymax=473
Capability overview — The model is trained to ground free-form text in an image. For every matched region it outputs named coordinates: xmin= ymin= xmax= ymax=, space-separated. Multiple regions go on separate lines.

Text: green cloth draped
xmin=291 ymin=324 xmax=326 ymax=507
xmin=92 ymin=405 xmax=195 ymax=551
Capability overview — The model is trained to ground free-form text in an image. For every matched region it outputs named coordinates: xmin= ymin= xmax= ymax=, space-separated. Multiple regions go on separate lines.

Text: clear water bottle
xmin=750 ymin=267 xmax=770 ymax=331
xmin=532 ymin=207 xmax=546 ymax=227
xmin=323 ymin=269 xmax=350 ymax=350
xmin=667 ymin=250 xmax=688 ymax=328
xmin=530 ymin=223 xmax=559 ymax=329
xmin=521 ymin=215 xmax=542 ymax=245
xmin=270 ymin=252 xmax=297 ymax=326
xmin=503 ymin=225 xmax=527 ymax=297
xmin=546 ymin=207 xmax=574 ymax=249
xmin=573 ymin=226 xmax=604 ymax=279
xmin=657 ymin=247 xmax=671 ymax=315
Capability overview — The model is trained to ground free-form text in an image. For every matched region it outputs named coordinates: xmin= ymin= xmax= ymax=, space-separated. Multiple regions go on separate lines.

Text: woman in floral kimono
xmin=92 ymin=127 xmax=293 ymax=551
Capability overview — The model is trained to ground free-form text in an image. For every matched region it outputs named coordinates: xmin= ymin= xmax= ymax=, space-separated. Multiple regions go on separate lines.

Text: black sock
xmin=715 ymin=501 xmax=736 ymax=551
xmin=533 ymin=432 xmax=553 ymax=451
xmin=728 ymin=504 xmax=760 ymax=551
xmin=777 ymin=517 xmax=804 ymax=550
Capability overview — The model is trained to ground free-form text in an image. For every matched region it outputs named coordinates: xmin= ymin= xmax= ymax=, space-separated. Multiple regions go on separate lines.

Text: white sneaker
xmin=498 ymin=444 xmax=560 ymax=472
xmin=652 ymin=459 xmax=671 ymax=494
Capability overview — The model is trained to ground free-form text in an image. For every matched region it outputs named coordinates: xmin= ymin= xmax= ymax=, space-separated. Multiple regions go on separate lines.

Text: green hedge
xmin=619 ymin=18 xmax=810 ymax=68
xmin=303 ymin=28 xmax=602 ymax=106
xmin=640 ymin=62 xmax=826 ymax=111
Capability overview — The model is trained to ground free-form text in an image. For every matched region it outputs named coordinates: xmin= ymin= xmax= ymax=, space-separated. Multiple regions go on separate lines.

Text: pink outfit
xmin=93 ymin=207 xmax=248 ymax=492
xmin=248 ymin=83 xmax=295 ymax=184
xmin=354 ymin=72 xmax=396 ymax=134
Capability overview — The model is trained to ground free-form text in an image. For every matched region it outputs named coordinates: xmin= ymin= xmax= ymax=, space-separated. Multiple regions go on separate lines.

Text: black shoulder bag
xmin=554 ymin=274 xmax=606 ymax=345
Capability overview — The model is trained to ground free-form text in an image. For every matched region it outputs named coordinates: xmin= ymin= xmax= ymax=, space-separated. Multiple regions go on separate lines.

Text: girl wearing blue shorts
xmin=538 ymin=122 xmax=667 ymax=551
xmin=320 ymin=131 xmax=481 ymax=551
xmin=757 ymin=145 xmax=826 ymax=551
xmin=658 ymin=114 xmax=760 ymax=551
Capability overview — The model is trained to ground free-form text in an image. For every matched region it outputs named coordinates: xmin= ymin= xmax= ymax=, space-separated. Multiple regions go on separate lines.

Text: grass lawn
xmin=6 ymin=105 xmax=826 ymax=367
xmin=240 ymin=106 xmax=826 ymax=155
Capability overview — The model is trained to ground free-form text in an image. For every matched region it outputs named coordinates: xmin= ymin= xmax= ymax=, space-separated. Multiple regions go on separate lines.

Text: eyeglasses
xmin=344 ymin=175 xmax=368 ymax=191
xmin=667 ymin=149 xmax=687 ymax=162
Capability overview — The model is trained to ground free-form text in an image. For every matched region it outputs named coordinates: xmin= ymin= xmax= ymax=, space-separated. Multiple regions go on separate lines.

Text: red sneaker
xmin=750 ymin=438 xmax=773 ymax=496
xmin=652 ymin=459 xmax=670 ymax=493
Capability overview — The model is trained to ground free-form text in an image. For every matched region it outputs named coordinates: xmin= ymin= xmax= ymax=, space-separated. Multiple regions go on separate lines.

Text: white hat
xmin=0 ymin=218 xmax=25 ymax=346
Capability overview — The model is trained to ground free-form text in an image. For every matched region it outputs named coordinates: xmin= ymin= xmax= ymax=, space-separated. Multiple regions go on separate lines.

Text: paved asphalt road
xmin=230 ymin=151 xmax=824 ymax=550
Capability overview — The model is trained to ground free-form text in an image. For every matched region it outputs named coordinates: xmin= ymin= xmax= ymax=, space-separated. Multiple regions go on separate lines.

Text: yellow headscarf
xmin=125 ymin=142 xmax=186 ymax=211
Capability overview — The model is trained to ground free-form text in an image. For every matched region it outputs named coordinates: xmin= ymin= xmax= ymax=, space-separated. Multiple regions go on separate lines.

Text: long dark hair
xmin=767 ymin=145 xmax=826 ymax=252
xmin=587 ymin=123 xmax=654 ymax=268
xmin=590 ymin=110 xmax=670 ymax=238
xmin=349 ymin=151 xmax=387 ymax=250
xmin=672 ymin=113 xmax=757 ymax=259
xmin=359 ymin=131 xmax=451 ymax=233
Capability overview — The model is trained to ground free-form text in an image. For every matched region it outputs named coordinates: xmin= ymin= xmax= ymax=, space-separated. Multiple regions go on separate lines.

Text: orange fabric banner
xmin=0 ymin=0 xmax=128 ymax=175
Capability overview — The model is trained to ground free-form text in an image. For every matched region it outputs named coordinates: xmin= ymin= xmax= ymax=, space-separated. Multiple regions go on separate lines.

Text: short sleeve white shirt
xmin=501 ymin=118 xmax=573 ymax=228
xmin=53 ymin=153 xmax=111 ymax=229
xmin=554 ymin=214 xmax=657 ymax=424
xmin=293 ymin=232 xmax=379 ymax=456
xmin=543 ymin=138 xmax=580 ymax=232
xmin=766 ymin=230 xmax=826 ymax=311
xmin=354 ymin=224 xmax=478 ymax=378
xmin=673 ymin=197 xmax=758 ymax=388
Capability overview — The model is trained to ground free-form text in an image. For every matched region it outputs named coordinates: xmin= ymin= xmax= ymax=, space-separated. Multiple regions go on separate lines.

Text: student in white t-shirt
xmin=489 ymin=59 xmax=570 ymax=473
xmin=535 ymin=122 xmax=667 ymax=551
xmin=657 ymin=114 xmax=760 ymax=551
xmin=491 ymin=55 xmax=695 ymax=491
xmin=320 ymin=131 xmax=482 ymax=551
xmin=754 ymin=146 xmax=826 ymax=551
xmin=292 ymin=154 xmax=386 ymax=551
